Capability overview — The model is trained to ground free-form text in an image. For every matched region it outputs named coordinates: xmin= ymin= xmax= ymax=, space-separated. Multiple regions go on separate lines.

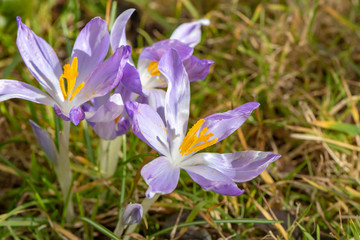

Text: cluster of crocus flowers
xmin=0 ymin=10 xmax=280 ymax=204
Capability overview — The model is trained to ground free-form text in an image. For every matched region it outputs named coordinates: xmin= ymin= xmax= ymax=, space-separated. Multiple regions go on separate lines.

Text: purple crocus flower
xmin=110 ymin=10 xmax=213 ymax=111
xmin=0 ymin=17 xmax=131 ymax=125
xmin=126 ymin=49 xmax=281 ymax=198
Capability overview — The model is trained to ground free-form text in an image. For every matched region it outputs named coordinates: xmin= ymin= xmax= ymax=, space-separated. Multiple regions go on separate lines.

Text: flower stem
xmin=98 ymin=137 xmax=122 ymax=178
xmin=56 ymin=120 xmax=74 ymax=223
xmin=122 ymin=194 xmax=160 ymax=239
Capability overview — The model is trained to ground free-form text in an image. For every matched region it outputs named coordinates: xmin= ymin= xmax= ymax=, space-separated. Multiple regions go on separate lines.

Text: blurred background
xmin=1 ymin=0 xmax=360 ymax=239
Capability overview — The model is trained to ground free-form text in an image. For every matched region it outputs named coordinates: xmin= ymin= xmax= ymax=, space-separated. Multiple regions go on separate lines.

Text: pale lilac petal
xmin=85 ymin=93 xmax=124 ymax=122
xmin=54 ymin=105 xmax=70 ymax=121
xmin=141 ymin=156 xmax=180 ymax=198
xmin=120 ymin=62 xmax=144 ymax=96
xmin=90 ymin=116 xmax=130 ymax=140
xmin=158 ymin=49 xmax=190 ymax=153
xmin=201 ymin=102 xmax=260 ymax=143
xmin=188 ymin=151 xmax=280 ymax=182
xmin=0 ymin=80 xmax=56 ymax=106
xmin=69 ymin=106 xmax=85 ymax=125
xmin=121 ymin=203 xmax=142 ymax=225
xmin=110 ymin=9 xmax=135 ymax=51
xmin=183 ymin=165 xmax=244 ymax=196
xmin=170 ymin=19 xmax=210 ymax=47
xmin=125 ymin=101 xmax=170 ymax=157
xmin=75 ymin=45 xmax=131 ymax=104
xmin=16 ymin=17 xmax=63 ymax=101
xmin=139 ymin=39 xmax=193 ymax=61
xmin=71 ymin=17 xmax=110 ymax=83
xmin=29 ymin=120 xmax=58 ymax=164
xmin=146 ymin=88 xmax=166 ymax=122
xmin=183 ymin=56 xmax=214 ymax=81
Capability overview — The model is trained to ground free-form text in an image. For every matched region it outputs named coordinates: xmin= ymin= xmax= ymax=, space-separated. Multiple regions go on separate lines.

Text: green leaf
xmin=78 ymin=217 xmax=121 ymax=240
xmin=311 ymin=121 xmax=360 ymax=135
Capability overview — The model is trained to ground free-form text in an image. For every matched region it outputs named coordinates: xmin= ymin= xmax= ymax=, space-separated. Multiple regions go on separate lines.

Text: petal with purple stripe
xmin=158 ymin=49 xmax=190 ymax=153
xmin=183 ymin=56 xmax=214 ymax=82
xmin=125 ymin=101 xmax=170 ymax=157
xmin=201 ymin=102 xmax=260 ymax=143
xmin=141 ymin=156 xmax=180 ymax=198
xmin=188 ymin=151 xmax=281 ymax=182
xmin=139 ymin=39 xmax=193 ymax=61
xmin=170 ymin=18 xmax=210 ymax=47
xmin=183 ymin=165 xmax=244 ymax=196
xmin=71 ymin=17 xmax=110 ymax=84
xmin=110 ymin=9 xmax=135 ymax=51
xmin=74 ymin=45 xmax=131 ymax=104
xmin=85 ymin=93 xmax=124 ymax=123
xmin=0 ymin=79 xmax=56 ymax=106
xmin=16 ymin=17 xmax=63 ymax=101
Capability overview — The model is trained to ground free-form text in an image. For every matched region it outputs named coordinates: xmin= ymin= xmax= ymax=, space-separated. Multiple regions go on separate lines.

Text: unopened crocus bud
xmin=121 ymin=203 xmax=142 ymax=225
xmin=29 ymin=120 xmax=58 ymax=165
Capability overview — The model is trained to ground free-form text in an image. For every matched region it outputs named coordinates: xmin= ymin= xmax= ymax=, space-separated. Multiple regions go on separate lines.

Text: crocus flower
xmin=126 ymin=49 xmax=281 ymax=198
xmin=0 ymin=17 xmax=131 ymax=125
xmin=110 ymin=10 xmax=213 ymax=111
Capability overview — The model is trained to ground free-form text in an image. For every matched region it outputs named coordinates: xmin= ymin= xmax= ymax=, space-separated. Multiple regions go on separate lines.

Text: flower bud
xmin=121 ymin=203 xmax=142 ymax=225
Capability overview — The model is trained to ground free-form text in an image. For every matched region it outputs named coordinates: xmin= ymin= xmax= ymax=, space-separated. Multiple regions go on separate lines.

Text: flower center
xmin=59 ymin=57 xmax=84 ymax=101
xmin=179 ymin=119 xmax=218 ymax=156
xmin=147 ymin=61 xmax=161 ymax=76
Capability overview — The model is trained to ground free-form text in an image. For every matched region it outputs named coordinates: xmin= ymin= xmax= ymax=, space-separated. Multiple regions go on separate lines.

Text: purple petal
xmin=16 ymin=17 xmax=63 ymax=101
xmin=69 ymin=105 xmax=85 ymax=125
xmin=183 ymin=165 xmax=244 ymax=196
xmin=85 ymin=93 xmax=124 ymax=123
xmin=183 ymin=56 xmax=214 ymax=82
xmin=71 ymin=17 xmax=110 ymax=83
xmin=54 ymin=105 xmax=70 ymax=121
xmin=90 ymin=116 xmax=130 ymax=140
xmin=121 ymin=203 xmax=142 ymax=225
xmin=110 ymin=9 xmax=135 ymax=51
xmin=201 ymin=102 xmax=260 ymax=143
xmin=141 ymin=156 xmax=180 ymax=198
xmin=170 ymin=19 xmax=210 ymax=47
xmin=139 ymin=39 xmax=193 ymax=61
xmin=120 ymin=62 xmax=144 ymax=96
xmin=74 ymin=45 xmax=131 ymax=104
xmin=0 ymin=79 xmax=56 ymax=106
xmin=125 ymin=101 xmax=170 ymax=157
xmin=29 ymin=120 xmax=58 ymax=164
xmin=189 ymin=151 xmax=280 ymax=182
xmin=158 ymin=49 xmax=190 ymax=153
xmin=146 ymin=89 xmax=166 ymax=122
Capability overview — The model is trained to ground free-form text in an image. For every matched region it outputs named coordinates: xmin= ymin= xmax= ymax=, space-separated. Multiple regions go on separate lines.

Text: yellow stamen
xmin=179 ymin=119 xmax=218 ymax=156
xmin=147 ymin=61 xmax=161 ymax=76
xmin=58 ymin=57 xmax=83 ymax=101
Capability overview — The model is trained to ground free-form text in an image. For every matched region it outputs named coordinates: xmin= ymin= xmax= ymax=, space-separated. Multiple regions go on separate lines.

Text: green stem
xmin=56 ymin=120 xmax=74 ymax=223
xmin=113 ymin=134 xmax=127 ymax=236
xmin=122 ymin=194 xmax=160 ymax=239
xmin=98 ymin=137 xmax=122 ymax=178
